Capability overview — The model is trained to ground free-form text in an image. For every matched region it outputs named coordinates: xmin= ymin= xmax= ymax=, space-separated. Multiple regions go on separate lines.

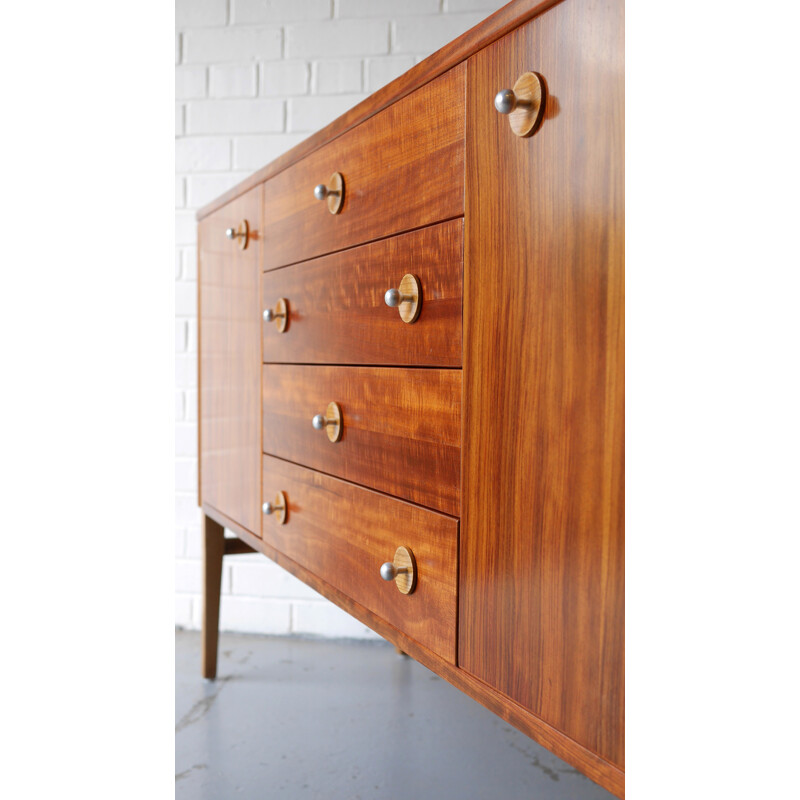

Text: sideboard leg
xmin=201 ymin=514 xmax=225 ymax=679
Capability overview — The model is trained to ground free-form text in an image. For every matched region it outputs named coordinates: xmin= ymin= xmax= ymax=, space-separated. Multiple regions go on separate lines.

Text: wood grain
xmin=261 ymin=220 xmax=462 ymax=367
xmin=198 ymin=185 xmax=262 ymax=536
xmin=262 ymin=65 xmax=465 ymax=271
xmin=261 ymin=456 xmax=457 ymax=662
xmin=196 ymin=0 xmax=562 ymax=222
xmin=201 ymin=513 xmax=225 ymax=679
xmin=202 ymin=501 xmax=623 ymax=798
xmin=460 ymin=0 xmax=625 ymax=785
xmin=262 ymin=365 xmax=461 ymax=516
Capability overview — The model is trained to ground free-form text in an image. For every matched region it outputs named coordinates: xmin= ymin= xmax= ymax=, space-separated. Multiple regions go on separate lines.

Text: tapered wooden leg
xmin=201 ymin=514 xmax=225 ymax=679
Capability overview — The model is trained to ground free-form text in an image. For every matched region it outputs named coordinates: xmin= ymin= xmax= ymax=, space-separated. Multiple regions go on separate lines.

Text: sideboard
xmin=195 ymin=0 xmax=624 ymax=795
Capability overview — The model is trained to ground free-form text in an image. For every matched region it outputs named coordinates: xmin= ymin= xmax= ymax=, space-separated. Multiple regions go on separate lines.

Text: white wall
xmin=175 ymin=0 xmax=504 ymax=637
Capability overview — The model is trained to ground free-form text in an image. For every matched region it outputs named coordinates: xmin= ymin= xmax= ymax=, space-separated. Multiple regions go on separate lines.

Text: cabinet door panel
xmin=199 ymin=186 xmax=262 ymax=535
xmin=460 ymin=0 xmax=624 ymax=770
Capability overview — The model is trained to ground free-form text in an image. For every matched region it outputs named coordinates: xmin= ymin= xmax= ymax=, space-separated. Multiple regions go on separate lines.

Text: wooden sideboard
xmin=196 ymin=0 xmax=624 ymax=795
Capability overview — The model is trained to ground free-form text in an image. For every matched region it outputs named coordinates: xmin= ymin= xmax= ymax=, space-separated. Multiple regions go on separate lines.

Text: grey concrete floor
xmin=176 ymin=630 xmax=616 ymax=799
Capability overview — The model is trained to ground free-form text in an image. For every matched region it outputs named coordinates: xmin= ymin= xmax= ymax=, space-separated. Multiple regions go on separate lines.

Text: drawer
xmin=262 ymin=455 xmax=458 ymax=663
xmin=262 ymin=220 xmax=463 ymax=367
xmin=262 ymin=64 xmax=465 ymax=270
xmin=262 ymin=365 xmax=460 ymax=516
xmin=199 ymin=185 xmax=261 ymax=257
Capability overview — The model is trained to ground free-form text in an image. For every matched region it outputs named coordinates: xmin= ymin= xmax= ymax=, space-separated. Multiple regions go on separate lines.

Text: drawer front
xmin=262 ymin=365 xmax=460 ymax=516
xmin=262 ymin=220 xmax=463 ymax=367
xmin=262 ymin=64 xmax=465 ymax=271
xmin=199 ymin=185 xmax=262 ymax=534
xmin=200 ymin=188 xmax=262 ymax=257
xmin=262 ymin=455 xmax=458 ymax=663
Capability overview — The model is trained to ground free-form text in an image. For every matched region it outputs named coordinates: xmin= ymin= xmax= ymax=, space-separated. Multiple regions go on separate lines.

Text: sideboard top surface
xmin=195 ymin=0 xmax=561 ymax=222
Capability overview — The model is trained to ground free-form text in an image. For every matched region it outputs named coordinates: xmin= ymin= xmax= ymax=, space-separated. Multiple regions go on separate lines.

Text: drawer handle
xmin=263 ymin=298 xmax=289 ymax=333
xmin=225 ymin=219 xmax=250 ymax=250
xmin=311 ymin=401 xmax=343 ymax=442
xmin=262 ymin=491 xmax=288 ymax=525
xmin=384 ymin=274 xmax=422 ymax=324
xmin=313 ymin=171 xmax=344 ymax=215
xmin=380 ymin=546 xmax=417 ymax=595
xmin=494 ymin=72 xmax=545 ymax=138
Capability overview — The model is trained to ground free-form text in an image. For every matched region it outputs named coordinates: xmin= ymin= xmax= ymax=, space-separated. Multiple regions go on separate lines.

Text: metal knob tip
xmin=494 ymin=89 xmax=516 ymax=115
xmin=384 ymin=288 xmax=401 ymax=308
xmin=314 ymin=183 xmax=328 ymax=200
xmin=263 ymin=308 xmax=275 ymax=322
xmin=262 ymin=502 xmax=273 ymax=515
xmin=225 ymin=227 xmax=235 ymax=239
xmin=380 ymin=562 xmax=397 ymax=581
xmin=312 ymin=413 xmax=326 ymax=430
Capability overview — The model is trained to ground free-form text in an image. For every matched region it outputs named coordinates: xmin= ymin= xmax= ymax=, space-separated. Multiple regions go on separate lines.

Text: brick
xmin=176 ymin=559 xmax=230 ymax=594
xmin=176 ymin=34 xmax=182 ymax=65
xmin=260 ymin=60 xmax=309 ymax=96
xmin=175 ymin=390 xmax=185 ymax=421
xmin=209 ymin=64 xmax=257 ymax=97
xmin=185 ymin=526 xmax=203 ymax=560
xmin=175 ymin=595 xmax=194 ymax=628
xmin=176 ymin=65 xmax=207 ymax=99
xmin=233 ymin=133 xmax=308 ymax=169
xmin=365 ymin=55 xmax=415 ymax=92
xmin=176 ymin=424 xmax=198 ymax=459
xmin=175 ymin=176 xmax=185 ymax=208
xmin=175 ymin=211 xmax=196 ymax=245
xmin=175 ymin=280 xmax=197 ymax=317
xmin=292 ymin=601 xmax=382 ymax=639
xmin=186 ymin=318 xmax=197 ymax=353
xmin=176 ymin=137 xmax=230 ymax=172
xmin=339 ymin=0 xmax=439 ymax=16
xmin=175 ymin=249 xmax=182 ymax=279
xmin=182 ymin=247 xmax=198 ymax=281
xmin=233 ymin=0 xmax=331 ymax=25
xmin=176 ymin=459 xmax=198 ymax=493
xmin=175 ymin=528 xmax=187 ymax=558
xmin=175 ymin=319 xmax=187 ymax=352
xmin=289 ymin=92 xmax=366 ymax=132
xmin=313 ymin=58 xmax=362 ymax=94
xmin=176 ymin=103 xmax=184 ymax=136
xmin=393 ymin=13 xmax=485 ymax=53
xmin=286 ymin=19 xmax=388 ymax=58
xmin=175 ymin=492 xmax=201 ymax=526
xmin=175 ymin=355 xmax=198 ymax=389
xmin=176 ymin=0 xmax=227 ymax=28
xmin=185 ymin=389 xmax=198 ymax=422
xmin=186 ymin=99 xmax=284 ymax=134
xmin=230 ymin=561 xmax=322 ymax=600
xmin=186 ymin=172 xmax=251 ymax=208
xmin=220 ymin=597 xmax=292 ymax=634
xmin=445 ymin=0 xmax=504 ymax=11
xmin=184 ymin=27 xmax=282 ymax=63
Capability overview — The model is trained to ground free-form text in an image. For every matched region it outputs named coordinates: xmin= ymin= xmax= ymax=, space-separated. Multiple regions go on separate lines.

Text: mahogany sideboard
xmin=195 ymin=0 xmax=624 ymax=795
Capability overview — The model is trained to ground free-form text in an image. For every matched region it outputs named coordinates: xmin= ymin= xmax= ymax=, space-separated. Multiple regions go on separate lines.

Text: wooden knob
xmin=314 ymin=172 xmax=344 ymax=214
xmin=263 ymin=298 xmax=289 ymax=333
xmin=262 ymin=491 xmax=288 ymax=525
xmin=495 ymin=72 xmax=545 ymax=138
xmin=380 ymin=546 xmax=416 ymax=595
xmin=311 ymin=401 xmax=342 ymax=442
xmin=384 ymin=274 xmax=421 ymax=323
xmin=225 ymin=219 xmax=250 ymax=249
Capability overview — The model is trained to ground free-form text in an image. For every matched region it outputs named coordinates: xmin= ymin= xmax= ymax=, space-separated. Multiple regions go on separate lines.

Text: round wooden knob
xmin=311 ymin=401 xmax=342 ymax=442
xmin=262 ymin=491 xmax=288 ymax=525
xmin=263 ymin=298 xmax=289 ymax=333
xmin=384 ymin=274 xmax=421 ymax=324
xmin=495 ymin=72 xmax=545 ymax=138
xmin=313 ymin=172 xmax=344 ymax=214
xmin=225 ymin=219 xmax=249 ymax=249
xmin=380 ymin=546 xmax=416 ymax=595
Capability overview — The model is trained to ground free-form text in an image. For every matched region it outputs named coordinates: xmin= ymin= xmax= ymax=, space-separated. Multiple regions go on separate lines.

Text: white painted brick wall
xmin=175 ymin=0 xmax=505 ymax=638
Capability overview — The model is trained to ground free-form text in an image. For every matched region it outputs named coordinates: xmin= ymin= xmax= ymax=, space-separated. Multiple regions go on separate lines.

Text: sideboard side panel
xmin=198 ymin=186 xmax=263 ymax=536
xmin=460 ymin=0 xmax=624 ymax=770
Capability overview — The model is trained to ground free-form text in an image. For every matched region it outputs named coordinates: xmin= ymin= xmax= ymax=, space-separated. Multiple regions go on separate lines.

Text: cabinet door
xmin=460 ymin=0 xmax=624 ymax=773
xmin=198 ymin=185 xmax=262 ymax=535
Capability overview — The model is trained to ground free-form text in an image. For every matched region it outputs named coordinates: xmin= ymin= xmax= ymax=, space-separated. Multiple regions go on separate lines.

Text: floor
xmin=176 ymin=630 xmax=616 ymax=800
